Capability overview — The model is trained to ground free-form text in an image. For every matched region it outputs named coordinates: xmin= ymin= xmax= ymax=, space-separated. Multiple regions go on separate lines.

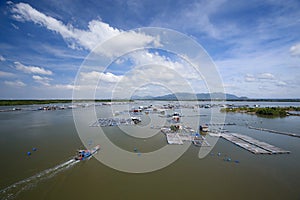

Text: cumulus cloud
xmin=32 ymin=75 xmax=52 ymax=86
xmin=9 ymin=2 xmax=216 ymax=98
xmin=111 ymin=64 xmax=196 ymax=99
xmin=11 ymin=3 xmax=76 ymax=37
xmin=242 ymin=72 xmax=290 ymax=93
xmin=4 ymin=80 xmax=26 ymax=87
xmin=80 ymin=71 xmax=123 ymax=83
xmin=74 ymin=49 xmax=204 ymax=98
xmin=94 ymin=31 xmax=161 ymax=57
xmin=77 ymin=49 xmax=199 ymax=86
xmin=257 ymin=73 xmax=275 ymax=80
xmin=14 ymin=62 xmax=53 ymax=75
xmin=128 ymin=50 xmax=202 ymax=80
xmin=245 ymin=72 xmax=277 ymax=82
xmin=0 ymin=55 xmax=5 ymax=61
xmin=244 ymin=74 xmax=255 ymax=82
xmin=11 ymin=2 xmax=119 ymax=50
xmin=11 ymin=2 xmax=160 ymax=53
xmin=54 ymin=84 xmax=75 ymax=90
xmin=290 ymin=43 xmax=300 ymax=57
xmin=276 ymin=80 xmax=287 ymax=86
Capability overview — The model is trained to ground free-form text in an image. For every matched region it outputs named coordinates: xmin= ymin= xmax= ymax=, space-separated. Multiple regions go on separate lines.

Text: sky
xmin=0 ymin=0 xmax=299 ymax=99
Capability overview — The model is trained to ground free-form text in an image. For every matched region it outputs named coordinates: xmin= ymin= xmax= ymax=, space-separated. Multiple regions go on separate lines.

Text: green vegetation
xmin=0 ymin=100 xmax=71 ymax=106
xmin=256 ymin=107 xmax=286 ymax=116
xmin=170 ymin=125 xmax=180 ymax=132
xmin=0 ymin=99 xmax=133 ymax=106
xmin=221 ymin=106 xmax=300 ymax=117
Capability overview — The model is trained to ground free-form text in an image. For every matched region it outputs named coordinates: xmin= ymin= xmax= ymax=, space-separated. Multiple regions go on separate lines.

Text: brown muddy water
xmin=0 ymin=101 xmax=299 ymax=200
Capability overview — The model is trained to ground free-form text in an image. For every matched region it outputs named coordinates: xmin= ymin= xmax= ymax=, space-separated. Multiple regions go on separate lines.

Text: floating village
xmin=1 ymin=101 xmax=295 ymax=156
xmin=87 ymin=102 xmax=292 ymax=155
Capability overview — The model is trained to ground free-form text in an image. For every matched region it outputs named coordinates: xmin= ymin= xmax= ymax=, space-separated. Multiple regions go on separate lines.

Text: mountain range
xmin=131 ymin=93 xmax=247 ymax=100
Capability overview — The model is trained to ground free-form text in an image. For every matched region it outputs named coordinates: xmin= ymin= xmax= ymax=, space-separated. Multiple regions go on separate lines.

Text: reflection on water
xmin=0 ymin=101 xmax=299 ymax=200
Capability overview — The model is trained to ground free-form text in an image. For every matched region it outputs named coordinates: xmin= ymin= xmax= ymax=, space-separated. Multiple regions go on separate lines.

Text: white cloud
xmin=4 ymin=1 xmax=300 ymax=99
xmin=54 ymin=84 xmax=75 ymax=90
xmin=0 ymin=55 xmax=5 ymax=61
xmin=73 ymin=20 xmax=121 ymax=50
xmin=80 ymin=71 xmax=123 ymax=84
xmin=94 ymin=31 xmax=161 ymax=57
xmin=74 ymin=49 xmax=205 ymax=99
xmin=0 ymin=71 xmax=14 ymax=77
xmin=223 ymin=83 xmax=237 ymax=89
xmin=11 ymin=23 xmax=19 ymax=30
xmin=247 ymin=72 xmax=285 ymax=84
xmin=244 ymin=74 xmax=255 ymax=82
xmin=150 ymin=0 xmax=227 ymax=39
xmin=11 ymin=3 xmax=76 ymax=38
xmin=290 ymin=43 xmax=300 ymax=57
xmin=182 ymin=0 xmax=226 ymax=39
xmin=276 ymin=80 xmax=287 ymax=86
xmin=115 ymin=58 xmax=124 ymax=65
xmin=73 ymin=59 xmax=200 ymax=99
xmin=11 ymin=3 xmax=160 ymax=53
xmin=4 ymin=80 xmax=26 ymax=87
xmin=14 ymin=61 xmax=53 ymax=75
xmin=32 ymin=75 xmax=52 ymax=86
xmin=257 ymin=73 xmax=275 ymax=80
xmin=11 ymin=2 xmax=203 ymax=98
xmin=128 ymin=50 xmax=202 ymax=80
xmin=111 ymin=63 xmax=197 ymax=98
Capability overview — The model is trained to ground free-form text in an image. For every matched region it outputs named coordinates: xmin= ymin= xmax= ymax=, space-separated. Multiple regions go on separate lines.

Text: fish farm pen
xmin=219 ymin=133 xmax=290 ymax=154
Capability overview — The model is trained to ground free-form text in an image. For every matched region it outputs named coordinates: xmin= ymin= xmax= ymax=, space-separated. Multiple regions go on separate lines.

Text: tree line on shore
xmin=221 ymin=106 xmax=300 ymax=117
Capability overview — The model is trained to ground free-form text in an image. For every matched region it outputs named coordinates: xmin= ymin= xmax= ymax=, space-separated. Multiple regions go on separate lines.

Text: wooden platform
xmin=248 ymin=126 xmax=300 ymax=138
xmin=220 ymin=133 xmax=290 ymax=154
xmin=165 ymin=132 xmax=210 ymax=147
xmin=166 ymin=133 xmax=183 ymax=144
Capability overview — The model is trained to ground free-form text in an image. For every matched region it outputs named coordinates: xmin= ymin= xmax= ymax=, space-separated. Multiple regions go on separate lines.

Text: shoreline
xmin=0 ymin=99 xmax=133 ymax=106
xmin=1 ymin=99 xmax=300 ymax=106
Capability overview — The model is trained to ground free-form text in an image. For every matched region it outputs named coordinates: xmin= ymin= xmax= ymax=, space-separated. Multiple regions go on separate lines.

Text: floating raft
xmin=248 ymin=126 xmax=300 ymax=138
xmin=192 ymin=138 xmax=211 ymax=147
xmin=178 ymin=133 xmax=193 ymax=141
xmin=90 ymin=118 xmax=133 ymax=127
xmin=221 ymin=133 xmax=290 ymax=154
xmin=165 ymin=132 xmax=210 ymax=147
xmin=231 ymin=133 xmax=290 ymax=154
xmin=166 ymin=133 xmax=183 ymax=144
xmin=205 ymin=123 xmax=236 ymax=126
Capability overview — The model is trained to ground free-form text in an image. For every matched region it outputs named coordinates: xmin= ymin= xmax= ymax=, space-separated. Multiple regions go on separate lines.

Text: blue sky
xmin=0 ymin=0 xmax=299 ymax=99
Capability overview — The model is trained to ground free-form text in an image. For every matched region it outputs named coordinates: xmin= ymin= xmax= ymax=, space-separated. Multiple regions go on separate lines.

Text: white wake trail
xmin=0 ymin=158 xmax=80 ymax=200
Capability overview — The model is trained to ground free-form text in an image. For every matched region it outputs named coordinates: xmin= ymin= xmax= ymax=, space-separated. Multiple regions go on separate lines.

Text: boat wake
xmin=0 ymin=158 xmax=80 ymax=200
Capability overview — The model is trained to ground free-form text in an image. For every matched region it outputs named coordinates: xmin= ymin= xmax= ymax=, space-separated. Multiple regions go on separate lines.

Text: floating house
xmin=199 ymin=125 xmax=209 ymax=134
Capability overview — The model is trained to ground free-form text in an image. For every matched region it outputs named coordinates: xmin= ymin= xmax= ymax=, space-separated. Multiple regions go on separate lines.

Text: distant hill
xmin=131 ymin=92 xmax=244 ymax=100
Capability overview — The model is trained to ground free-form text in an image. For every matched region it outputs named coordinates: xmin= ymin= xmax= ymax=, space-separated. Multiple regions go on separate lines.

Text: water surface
xmin=0 ymin=101 xmax=299 ymax=200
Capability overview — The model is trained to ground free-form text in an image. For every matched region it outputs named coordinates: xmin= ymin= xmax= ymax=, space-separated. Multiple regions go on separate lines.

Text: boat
xmin=192 ymin=135 xmax=210 ymax=147
xmin=75 ymin=145 xmax=100 ymax=160
xmin=131 ymin=117 xmax=141 ymax=124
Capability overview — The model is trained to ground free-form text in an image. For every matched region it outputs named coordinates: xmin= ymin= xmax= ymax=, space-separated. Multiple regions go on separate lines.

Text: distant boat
xmin=199 ymin=125 xmax=209 ymax=133
xmin=172 ymin=116 xmax=180 ymax=122
xmin=75 ymin=145 xmax=100 ymax=160
xmin=67 ymin=105 xmax=77 ymax=109
xmin=131 ymin=117 xmax=141 ymax=124
xmin=58 ymin=105 xmax=66 ymax=110
xmin=204 ymin=104 xmax=211 ymax=108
